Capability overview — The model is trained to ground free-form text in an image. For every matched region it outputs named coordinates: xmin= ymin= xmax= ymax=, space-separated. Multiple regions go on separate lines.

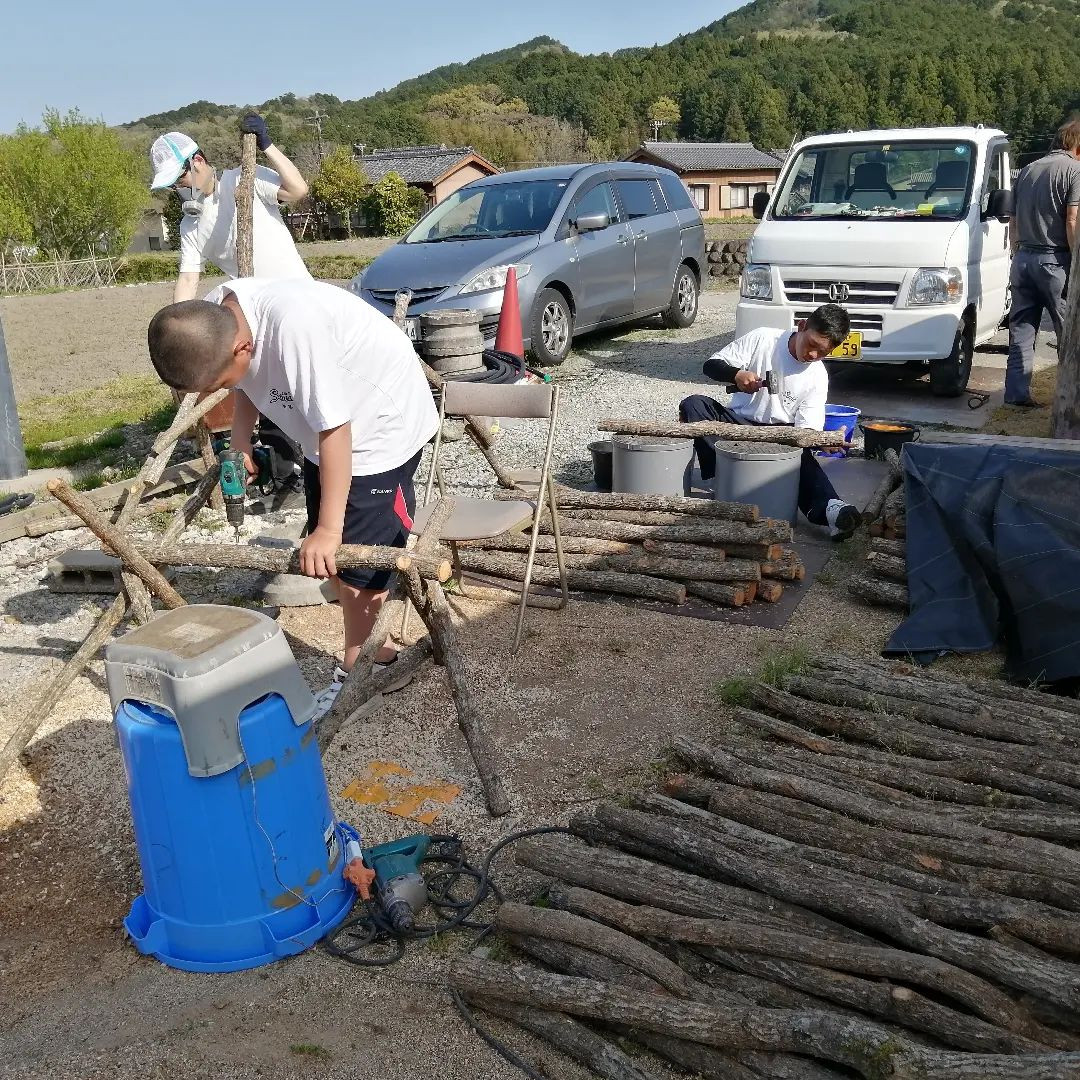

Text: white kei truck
xmin=736 ymin=126 xmax=1015 ymax=397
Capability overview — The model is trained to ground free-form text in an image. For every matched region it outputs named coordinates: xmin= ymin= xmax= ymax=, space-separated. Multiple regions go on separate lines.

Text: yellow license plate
xmin=829 ymin=332 xmax=862 ymax=359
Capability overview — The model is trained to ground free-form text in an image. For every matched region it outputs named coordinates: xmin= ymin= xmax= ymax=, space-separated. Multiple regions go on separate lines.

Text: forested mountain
xmin=121 ymin=0 xmax=1080 ymax=169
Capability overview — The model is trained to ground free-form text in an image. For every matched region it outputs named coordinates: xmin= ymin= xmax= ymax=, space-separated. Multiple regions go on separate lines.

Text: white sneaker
xmin=825 ymin=499 xmax=860 ymax=541
xmin=312 ymin=665 xmax=348 ymax=721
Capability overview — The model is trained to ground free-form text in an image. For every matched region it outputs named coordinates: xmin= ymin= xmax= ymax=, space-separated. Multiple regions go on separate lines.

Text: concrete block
xmin=47 ymin=549 xmax=174 ymax=595
xmin=261 ymin=573 xmax=338 ymax=608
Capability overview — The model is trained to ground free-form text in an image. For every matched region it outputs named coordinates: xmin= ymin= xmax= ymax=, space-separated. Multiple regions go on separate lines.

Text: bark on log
xmin=672 ymin=732 xmax=1080 ymax=886
xmin=25 ymin=494 xmax=188 ymax=538
xmin=121 ymin=571 xmax=154 ymax=626
xmin=685 ymin=582 xmax=746 ymax=607
xmin=458 ymin=533 xmax=639 ymax=556
xmin=596 ymin=802 xmax=1080 ymax=1012
xmin=48 ymin=480 xmax=186 ymax=609
xmin=643 ymin=539 xmax=780 ymax=562
xmin=597 ymin=419 xmax=845 ymax=450
xmin=546 ymin=490 xmax=759 ymax=522
xmin=563 ymin=508 xmax=725 ymax=526
xmin=868 ymin=551 xmax=907 ymax=584
xmin=515 ymin=833 xmax=870 ymax=943
xmin=148 ymin=389 xmax=232 ymax=456
xmin=870 ymin=537 xmax=907 ymax=560
xmin=602 ymin=553 xmax=760 ymax=583
xmin=450 ymin=958 xmax=1080 ymax=1079
xmin=162 ymin=462 xmax=221 ymax=544
xmin=0 ymin=593 xmax=128 ymax=788
xmin=757 ymin=580 xmax=784 ymax=603
xmin=761 ymin=553 xmax=806 ymax=581
xmin=861 ymin=450 xmax=903 ymax=523
xmin=470 ymin=997 xmax=664 ymax=1080
xmin=131 ymin=540 xmax=451 ymax=583
xmin=552 ymin=885 xmax=1060 ymax=1053
xmin=236 ymin=133 xmax=256 ymax=277
xmin=450 ymin=583 xmax=566 ymax=610
xmin=882 ymin=485 xmax=906 ymax=519
xmin=849 ymin=575 xmax=908 ymax=609
xmin=451 ymin=550 xmax=686 ymax=604
xmin=544 ymin=518 xmax=793 ymax=545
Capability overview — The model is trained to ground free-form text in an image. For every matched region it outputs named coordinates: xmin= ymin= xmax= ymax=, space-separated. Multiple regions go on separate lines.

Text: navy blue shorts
xmin=303 ymin=450 xmax=422 ymax=590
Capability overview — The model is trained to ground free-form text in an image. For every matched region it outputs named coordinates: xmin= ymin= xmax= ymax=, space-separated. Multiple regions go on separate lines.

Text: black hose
xmin=450 ymin=990 xmax=549 ymax=1080
xmin=441 ymin=348 xmax=546 ymax=385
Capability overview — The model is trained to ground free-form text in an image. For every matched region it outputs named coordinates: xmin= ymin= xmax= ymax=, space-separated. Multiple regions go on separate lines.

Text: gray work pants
xmin=1005 ymin=248 xmax=1069 ymax=403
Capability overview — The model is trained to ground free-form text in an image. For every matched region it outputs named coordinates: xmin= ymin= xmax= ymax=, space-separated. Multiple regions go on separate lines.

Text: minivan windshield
xmin=772 ymin=141 xmax=976 ymax=221
xmin=404 ymin=178 xmax=570 ymax=243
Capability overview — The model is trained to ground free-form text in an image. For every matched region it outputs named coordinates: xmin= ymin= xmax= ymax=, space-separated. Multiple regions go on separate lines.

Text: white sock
xmin=825 ymin=498 xmax=847 ymax=528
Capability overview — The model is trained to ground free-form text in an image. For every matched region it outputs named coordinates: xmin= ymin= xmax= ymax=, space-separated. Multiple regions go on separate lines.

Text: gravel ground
xmin=0 ymin=286 xmax=904 ymax=1080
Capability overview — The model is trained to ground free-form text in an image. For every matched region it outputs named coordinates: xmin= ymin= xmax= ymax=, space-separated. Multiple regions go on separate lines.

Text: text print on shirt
xmin=269 ymin=388 xmax=294 ymax=408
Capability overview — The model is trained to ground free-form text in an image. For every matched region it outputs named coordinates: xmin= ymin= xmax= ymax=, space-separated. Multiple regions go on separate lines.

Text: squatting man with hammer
xmin=679 ymin=303 xmax=861 ymax=541
xmin=147 ymin=279 xmax=440 ymax=717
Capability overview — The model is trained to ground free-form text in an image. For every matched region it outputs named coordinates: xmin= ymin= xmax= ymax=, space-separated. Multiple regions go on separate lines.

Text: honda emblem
xmin=828 ymin=282 xmax=850 ymax=303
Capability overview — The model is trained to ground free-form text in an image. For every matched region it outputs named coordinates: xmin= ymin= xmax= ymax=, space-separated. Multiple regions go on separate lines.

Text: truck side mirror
xmin=752 ymin=191 xmax=770 ymax=220
xmin=983 ymin=187 xmax=1013 ymax=223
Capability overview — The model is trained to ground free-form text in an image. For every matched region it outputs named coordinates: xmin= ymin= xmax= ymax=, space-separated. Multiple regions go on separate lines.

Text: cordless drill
xmin=218 ymin=449 xmax=248 ymax=542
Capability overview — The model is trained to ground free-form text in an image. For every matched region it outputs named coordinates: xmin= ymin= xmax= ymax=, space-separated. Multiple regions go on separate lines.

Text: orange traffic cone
xmin=494 ymin=266 xmax=524 ymax=360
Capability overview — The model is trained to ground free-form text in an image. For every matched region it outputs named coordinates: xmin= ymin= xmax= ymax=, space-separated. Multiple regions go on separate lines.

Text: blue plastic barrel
xmin=819 ymin=404 xmax=861 ymax=459
xmin=117 ymin=692 xmax=355 ymax=973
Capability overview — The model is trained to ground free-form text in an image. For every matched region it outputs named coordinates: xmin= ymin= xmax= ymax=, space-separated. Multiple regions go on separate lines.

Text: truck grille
xmin=368 ymin=286 xmax=448 ymax=308
xmin=795 ymin=310 xmax=883 ymax=348
xmin=783 ymin=278 xmax=899 ymax=307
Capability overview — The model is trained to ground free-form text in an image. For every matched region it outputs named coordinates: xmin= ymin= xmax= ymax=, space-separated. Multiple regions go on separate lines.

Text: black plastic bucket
xmin=588 ymin=440 xmax=613 ymax=491
xmin=861 ymin=420 xmax=920 ymax=460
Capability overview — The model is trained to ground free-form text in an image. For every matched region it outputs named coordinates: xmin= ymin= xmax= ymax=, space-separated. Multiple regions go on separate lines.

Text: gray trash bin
xmin=713 ymin=440 xmax=802 ymax=524
xmin=612 ymin=437 xmax=695 ymax=496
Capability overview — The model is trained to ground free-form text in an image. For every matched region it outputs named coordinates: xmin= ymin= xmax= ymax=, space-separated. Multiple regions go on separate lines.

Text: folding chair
xmin=410 ymin=381 xmax=569 ymax=653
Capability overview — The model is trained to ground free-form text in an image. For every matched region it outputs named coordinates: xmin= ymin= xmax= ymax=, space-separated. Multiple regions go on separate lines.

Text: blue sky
xmin=1 ymin=1 xmax=745 ymax=133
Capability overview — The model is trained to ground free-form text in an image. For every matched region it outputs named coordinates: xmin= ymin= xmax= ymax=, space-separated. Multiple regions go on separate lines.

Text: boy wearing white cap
xmin=149 ymin=115 xmax=310 ymax=303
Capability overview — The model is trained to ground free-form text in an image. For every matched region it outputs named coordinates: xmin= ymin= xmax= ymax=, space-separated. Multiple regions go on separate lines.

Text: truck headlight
xmin=907 ymin=267 xmax=963 ymax=306
xmin=459 ymin=263 xmax=532 ymax=296
xmin=741 ymin=264 xmax=772 ymax=301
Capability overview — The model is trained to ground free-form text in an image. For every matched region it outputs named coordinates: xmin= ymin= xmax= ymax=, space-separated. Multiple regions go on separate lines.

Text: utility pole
xmin=306 ymin=108 xmax=326 ymax=164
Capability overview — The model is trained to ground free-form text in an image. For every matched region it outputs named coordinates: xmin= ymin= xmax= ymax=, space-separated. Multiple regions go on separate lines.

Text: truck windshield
xmin=405 ymin=179 xmax=570 ymax=243
xmin=772 ymin=141 xmax=976 ymax=221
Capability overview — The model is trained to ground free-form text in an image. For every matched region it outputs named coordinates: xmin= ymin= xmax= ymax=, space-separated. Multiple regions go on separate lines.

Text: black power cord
xmin=321 ymin=826 xmax=572 ymax=967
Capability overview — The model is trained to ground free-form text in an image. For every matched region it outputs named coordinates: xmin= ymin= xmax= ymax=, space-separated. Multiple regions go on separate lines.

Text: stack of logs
xmin=449 ymin=490 xmax=806 ymax=609
xmin=850 ymin=449 xmax=909 ymax=611
xmin=450 ymin=655 xmax=1080 ymax=1079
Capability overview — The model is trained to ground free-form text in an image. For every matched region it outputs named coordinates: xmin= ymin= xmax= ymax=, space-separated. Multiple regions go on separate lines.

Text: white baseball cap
xmin=149 ymin=131 xmax=199 ymax=189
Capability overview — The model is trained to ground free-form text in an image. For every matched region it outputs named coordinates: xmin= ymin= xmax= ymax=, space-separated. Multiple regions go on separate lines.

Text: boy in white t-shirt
xmin=679 ymin=304 xmax=860 ymax=539
xmin=147 ymin=279 xmax=440 ymax=713
xmin=149 ymin=115 xmax=310 ymax=303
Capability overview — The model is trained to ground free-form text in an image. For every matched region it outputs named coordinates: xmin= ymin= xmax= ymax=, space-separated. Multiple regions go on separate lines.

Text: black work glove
xmin=240 ymin=113 xmax=272 ymax=152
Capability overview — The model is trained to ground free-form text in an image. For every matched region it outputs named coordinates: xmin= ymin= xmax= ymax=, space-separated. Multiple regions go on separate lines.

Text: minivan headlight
xmin=347 ymin=268 xmax=365 ymax=295
xmin=459 ymin=263 xmax=532 ymax=296
xmin=741 ymin=264 xmax=772 ymax=301
xmin=907 ymin=267 xmax=963 ymax=306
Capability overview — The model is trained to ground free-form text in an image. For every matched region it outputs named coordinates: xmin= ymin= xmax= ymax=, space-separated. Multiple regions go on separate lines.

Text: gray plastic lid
xmin=618 ymin=438 xmax=692 ymax=453
xmin=715 ymin=440 xmax=803 ymax=461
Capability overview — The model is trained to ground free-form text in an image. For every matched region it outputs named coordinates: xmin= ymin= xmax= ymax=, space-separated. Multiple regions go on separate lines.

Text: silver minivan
xmin=348 ymin=162 xmax=706 ymax=364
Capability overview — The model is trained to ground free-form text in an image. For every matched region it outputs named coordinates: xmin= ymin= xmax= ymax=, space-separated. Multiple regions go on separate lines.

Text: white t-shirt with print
xmin=709 ymin=327 xmax=828 ymax=429
xmin=206 ymin=279 xmax=439 ymax=476
xmin=179 ymin=166 xmax=311 ymax=281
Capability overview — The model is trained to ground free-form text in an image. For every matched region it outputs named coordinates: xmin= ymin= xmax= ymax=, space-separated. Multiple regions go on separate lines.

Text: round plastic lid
xmin=715 ymin=440 xmax=803 ymax=461
xmin=617 ymin=438 xmax=693 ymax=452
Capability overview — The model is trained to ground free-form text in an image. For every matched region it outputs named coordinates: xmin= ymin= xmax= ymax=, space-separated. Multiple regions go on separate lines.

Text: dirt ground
xmin=1 ymin=270 xmax=902 ymax=1080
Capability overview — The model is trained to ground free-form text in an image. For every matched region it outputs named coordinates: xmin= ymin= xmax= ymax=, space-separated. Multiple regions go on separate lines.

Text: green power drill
xmin=218 ymin=449 xmax=248 ymax=542
xmin=345 ymin=834 xmax=432 ymax=933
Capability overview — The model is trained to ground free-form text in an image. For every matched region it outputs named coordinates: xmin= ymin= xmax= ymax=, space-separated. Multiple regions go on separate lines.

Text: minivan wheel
xmin=661 ymin=264 xmax=699 ymax=329
xmin=529 ymin=288 xmax=574 ymax=365
xmin=929 ymin=324 xmax=973 ymax=398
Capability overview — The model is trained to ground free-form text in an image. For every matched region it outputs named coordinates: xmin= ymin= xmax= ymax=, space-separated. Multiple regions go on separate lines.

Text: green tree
xmin=362 ymin=172 xmax=425 ymax=237
xmin=722 ymin=101 xmax=750 ymax=142
xmin=647 ymin=96 xmax=682 ymax=138
xmin=310 ymin=146 xmax=368 ymax=238
xmin=0 ymin=109 xmax=147 ymax=257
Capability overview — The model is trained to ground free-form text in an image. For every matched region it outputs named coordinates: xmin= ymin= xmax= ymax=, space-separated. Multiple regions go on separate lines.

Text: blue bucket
xmin=819 ymin=404 xmax=861 ymax=458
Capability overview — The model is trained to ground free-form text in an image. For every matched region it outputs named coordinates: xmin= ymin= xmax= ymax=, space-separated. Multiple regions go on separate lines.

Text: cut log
xmin=564 ymin=508 xmax=719 ymax=526
xmin=760 ymin=553 xmax=806 ymax=581
xmin=48 ymin=480 xmax=186 ymax=609
xmin=522 ymin=550 xmax=761 ymax=583
xmin=131 ymin=540 xmax=451 ymax=583
xmin=162 ymin=462 xmax=221 ymax=544
xmin=757 ymin=580 xmax=784 ymax=603
xmin=451 ymin=583 xmax=566 ymax=610
xmin=450 ymin=550 xmax=687 ymax=605
xmin=870 ymin=537 xmax=907 ymax=560
xmin=543 ymin=518 xmax=793 ymax=545
xmin=685 ymin=582 xmax=746 ymax=607
xmin=882 ymin=485 xmax=906 ymax=519
xmin=867 ymin=551 xmax=907 ymax=584
xmin=121 ymin=571 xmax=154 ymax=626
xmin=595 ymin=802 xmax=1080 ymax=1012
xmin=0 ymin=593 xmax=129 ymax=788
xmin=543 ymin=490 xmax=760 ymax=523
xmin=450 ymin=959 xmax=1080 ymax=1079
xmin=861 ymin=449 xmax=903 ymax=523
xmin=597 ymin=419 xmax=844 ymax=451
xmin=458 ymin=533 xmax=638 ymax=556
xmin=551 ymin=885 xmax=1061 ymax=1053
xmin=148 ymin=389 xmax=231 ymax=457
xmin=849 ymin=575 xmax=908 ymax=609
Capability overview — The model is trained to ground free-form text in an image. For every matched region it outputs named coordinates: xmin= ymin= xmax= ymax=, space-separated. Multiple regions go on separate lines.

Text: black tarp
xmin=883 ymin=441 xmax=1080 ymax=683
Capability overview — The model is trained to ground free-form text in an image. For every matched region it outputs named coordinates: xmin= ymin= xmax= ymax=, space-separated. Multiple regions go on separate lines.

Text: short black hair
xmin=805 ymin=303 xmax=851 ymax=346
xmin=147 ymin=300 xmax=236 ymax=391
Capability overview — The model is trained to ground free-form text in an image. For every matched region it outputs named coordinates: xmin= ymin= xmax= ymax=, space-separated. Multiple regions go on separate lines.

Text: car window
xmin=615 ymin=178 xmax=663 ymax=219
xmin=657 ymin=172 xmax=696 ymax=212
xmin=404 ymin=178 xmax=569 ymax=242
xmin=573 ymin=182 xmax=619 ymax=226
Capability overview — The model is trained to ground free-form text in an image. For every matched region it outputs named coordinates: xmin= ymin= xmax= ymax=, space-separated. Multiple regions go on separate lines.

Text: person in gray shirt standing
xmin=1006 ymin=119 xmax=1080 ymax=406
